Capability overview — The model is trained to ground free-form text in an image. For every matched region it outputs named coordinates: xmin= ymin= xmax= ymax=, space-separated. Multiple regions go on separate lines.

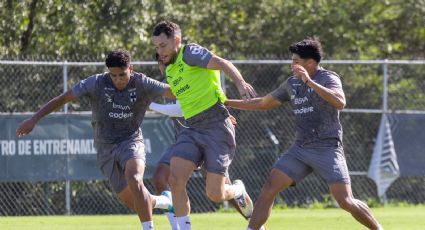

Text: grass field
xmin=1 ymin=206 xmax=424 ymax=230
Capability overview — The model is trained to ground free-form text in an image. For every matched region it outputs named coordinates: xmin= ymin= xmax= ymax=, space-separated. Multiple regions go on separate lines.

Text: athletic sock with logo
xmin=165 ymin=212 xmax=178 ymax=230
xmin=141 ymin=220 xmax=154 ymax=229
xmin=176 ymin=215 xmax=191 ymax=230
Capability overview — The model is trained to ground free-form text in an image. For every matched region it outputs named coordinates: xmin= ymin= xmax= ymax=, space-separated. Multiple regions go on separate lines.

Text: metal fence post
xmin=383 ymin=59 xmax=388 ymax=113
xmin=63 ymin=61 xmax=71 ymax=215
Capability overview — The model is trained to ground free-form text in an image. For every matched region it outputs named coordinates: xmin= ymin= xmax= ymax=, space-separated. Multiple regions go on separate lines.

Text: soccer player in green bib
xmin=152 ymin=21 xmax=256 ymax=230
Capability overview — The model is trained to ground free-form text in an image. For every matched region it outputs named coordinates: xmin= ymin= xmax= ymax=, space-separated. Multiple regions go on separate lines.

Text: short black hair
xmin=289 ymin=37 xmax=323 ymax=63
xmin=105 ymin=49 xmax=131 ymax=68
xmin=152 ymin=20 xmax=181 ymax=38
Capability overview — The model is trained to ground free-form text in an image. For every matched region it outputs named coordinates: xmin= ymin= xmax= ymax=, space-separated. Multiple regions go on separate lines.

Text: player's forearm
xmin=32 ymin=94 xmax=71 ymax=122
xmin=307 ymin=81 xmax=346 ymax=110
xmin=221 ymin=59 xmax=245 ymax=85
xmin=225 ymin=98 xmax=265 ymax=111
xmin=149 ymin=101 xmax=183 ymax=117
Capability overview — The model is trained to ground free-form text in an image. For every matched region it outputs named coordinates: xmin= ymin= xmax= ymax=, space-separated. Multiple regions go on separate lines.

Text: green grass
xmin=1 ymin=206 xmax=424 ymax=230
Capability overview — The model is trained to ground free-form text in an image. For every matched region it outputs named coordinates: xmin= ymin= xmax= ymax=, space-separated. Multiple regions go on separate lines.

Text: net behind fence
xmin=0 ymin=60 xmax=424 ymax=215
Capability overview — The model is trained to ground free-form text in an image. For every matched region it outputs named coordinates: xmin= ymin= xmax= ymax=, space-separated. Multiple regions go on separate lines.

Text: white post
xmin=63 ymin=61 xmax=68 ymax=113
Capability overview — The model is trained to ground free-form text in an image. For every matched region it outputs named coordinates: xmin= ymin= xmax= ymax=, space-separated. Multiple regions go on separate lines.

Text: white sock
xmin=176 ymin=215 xmax=191 ymax=230
xmin=141 ymin=221 xmax=154 ymax=230
xmin=247 ymin=226 xmax=265 ymax=230
xmin=377 ymin=224 xmax=384 ymax=230
xmin=153 ymin=194 xmax=171 ymax=210
xmin=165 ymin=212 xmax=179 ymax=230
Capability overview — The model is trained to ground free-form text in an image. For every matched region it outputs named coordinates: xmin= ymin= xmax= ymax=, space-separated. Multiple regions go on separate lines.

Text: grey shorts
xmin=170 ymin=103 xmax=236 ymax=175
xmin=274 ymin=143 xmax=350 ymax=185
xmin=158 ymin=118 xmax=184 ymax=165
xmin=95 ymin=137 xmax=145 ymax=193
xmin=158 ymin=145 xmax=173 ymax=165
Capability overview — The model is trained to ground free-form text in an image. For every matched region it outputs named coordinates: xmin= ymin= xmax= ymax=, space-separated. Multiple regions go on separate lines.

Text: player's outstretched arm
xmin=225 ymin=94 xmax=282 ymax=111
xmin=149 ymin=101 xmax=183 ymax=117
xmin=161 ymin=86 xmax=176 ymax=99
xmin=16 ymin=90 xmax=77 ymax=137
xmin=207 ymin=55 xmax=256 ymax=100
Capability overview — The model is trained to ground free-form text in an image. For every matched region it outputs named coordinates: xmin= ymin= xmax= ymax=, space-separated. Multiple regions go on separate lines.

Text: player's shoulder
xmin=183 ymin=43 xmax=211 ymax=55
xmin=81 ymin=72 xmax=106 ymax=85
xmin=286 ymin=76 xmax=300 ymax=84
xmin=132 ymin=72 xmax=162 ymax=85
xmin=318 ymin=68 xmax=340 ymax=79
xmin=87 ymin=72 xmax=109 ymax=82
xmin=184 ymin=43 xmax=206 ymax=50
xmin=132 ymin=72 xmax=147 ymax=79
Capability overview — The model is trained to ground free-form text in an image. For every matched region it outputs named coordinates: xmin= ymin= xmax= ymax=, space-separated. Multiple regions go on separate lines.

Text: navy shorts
xmin=274 ymin=143 xmax=350 ymax=185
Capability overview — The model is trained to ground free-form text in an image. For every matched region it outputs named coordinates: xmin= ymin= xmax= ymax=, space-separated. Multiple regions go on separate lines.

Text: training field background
xmin=1 ymin=206 xmax=424 ymax=230
xmin=1 ymin=1 xmax=425 ymax=230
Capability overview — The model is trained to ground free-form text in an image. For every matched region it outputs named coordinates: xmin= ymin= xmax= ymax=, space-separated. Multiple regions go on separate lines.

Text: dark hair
xmin=152 ymin=20 xmax=181 ymax=38
xmin=105 ymin=49 xmax=131 ymax=68
xmin=289 ymin=37 xmax=323 ymax=63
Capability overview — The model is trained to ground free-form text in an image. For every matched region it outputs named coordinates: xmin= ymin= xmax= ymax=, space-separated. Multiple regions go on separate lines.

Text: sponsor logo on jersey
xmin=175 ymin=84 xmax=190 ymax=96
xmin=172 ymin=76 xmax=183 ymax=86
xmin=293 ymin=106 xmax=314 ymax=114
xmin=294 ymin=96 xmax=309 ymax=105
xmin=105 ymin=93 xmax=113 ymax=103
xmin=108 ymin=111 xmax=133 ymax=119
xmin=189 ymin=46 xmax=203 ymax=55
xmin=112 ymin=103 xmax=130 ymax=110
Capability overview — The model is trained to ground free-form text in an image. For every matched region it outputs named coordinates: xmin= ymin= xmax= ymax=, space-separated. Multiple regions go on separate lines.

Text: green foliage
xmin=1 ymin=0 xmax=425 ymax=60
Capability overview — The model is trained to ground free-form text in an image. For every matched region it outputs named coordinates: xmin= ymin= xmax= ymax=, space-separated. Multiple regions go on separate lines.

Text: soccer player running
xmin=152 ymin=21 xmax=256 ymax=230
xmin=226 ymin=37 xmax=383 ymax=230
xmin=150 ymin=55 xmax=251 ymax=230
xmin=15 ymin=49 xmax=175 ymax=230
xmin=150 ymin=99 xmax=252 ymax=229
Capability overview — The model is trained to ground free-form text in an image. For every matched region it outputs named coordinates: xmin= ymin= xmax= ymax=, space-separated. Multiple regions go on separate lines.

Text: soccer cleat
xmin=161 ymin=190 xmax=175 ymax=213
xmin=233 ymin=179 xmax=253 ymax=218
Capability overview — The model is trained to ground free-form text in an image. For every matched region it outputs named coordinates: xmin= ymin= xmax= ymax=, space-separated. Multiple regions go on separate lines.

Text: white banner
xmin=368 ymin=114 xmax=400 ymax=197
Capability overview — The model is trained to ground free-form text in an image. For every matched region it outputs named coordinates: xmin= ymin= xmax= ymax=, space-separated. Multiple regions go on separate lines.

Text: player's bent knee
xmin=261 ymin=178 xmax=281 ymax=199
xmin=153 ymin=176 xmax=167 ymax=191
xmin=168 ymin=173 xmax=185 ymax=190
xmin=153 ymin=171 xmax=168 ymax=188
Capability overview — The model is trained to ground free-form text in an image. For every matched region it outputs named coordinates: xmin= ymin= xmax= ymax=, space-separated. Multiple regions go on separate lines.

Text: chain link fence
xmin=0 ymin=60 xmax=424 ymax=216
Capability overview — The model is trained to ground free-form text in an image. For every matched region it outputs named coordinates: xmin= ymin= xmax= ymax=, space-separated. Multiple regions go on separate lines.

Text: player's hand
xmin=237 ymin=82 xmax=257 ymax=101
xmin=16 ymin=118 xmax=37 ymax=137
xmin=291 ymin=64 xmax=310 ymax=83
xmin=228 ymin=115 xmax=237 ymax=126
